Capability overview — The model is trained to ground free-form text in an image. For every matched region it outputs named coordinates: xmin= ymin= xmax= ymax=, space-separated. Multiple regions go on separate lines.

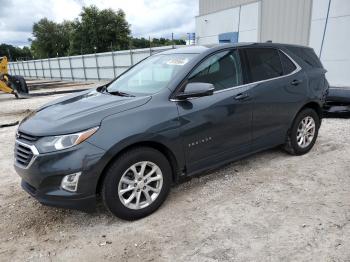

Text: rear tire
xmin=284 ymin=108 xmax=320 ymax=155
xmin=102 ymin=147 xmax=172 ymax=220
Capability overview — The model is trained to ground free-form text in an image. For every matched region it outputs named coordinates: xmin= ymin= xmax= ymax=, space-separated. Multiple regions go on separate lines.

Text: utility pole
xmin=94 ymin=46 xmax=100 ymax=81
xmin=149 ymin=36 xmax=152 ymax=56
xmin=7 ymin=48 xmax=12 ymax=61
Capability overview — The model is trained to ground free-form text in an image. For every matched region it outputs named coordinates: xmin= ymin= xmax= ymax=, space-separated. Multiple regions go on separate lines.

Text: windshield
xmin=106 ymin=53 xmax=197 ymax=96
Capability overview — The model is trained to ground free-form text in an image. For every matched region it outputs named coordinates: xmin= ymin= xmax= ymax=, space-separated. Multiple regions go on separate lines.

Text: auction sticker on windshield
xmin=166 ymin=58 xmax=189 ymax=66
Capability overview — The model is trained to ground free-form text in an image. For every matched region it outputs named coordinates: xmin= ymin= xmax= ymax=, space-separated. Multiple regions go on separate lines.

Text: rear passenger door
xmin=240 ymin=47 xmax=307 ymax=150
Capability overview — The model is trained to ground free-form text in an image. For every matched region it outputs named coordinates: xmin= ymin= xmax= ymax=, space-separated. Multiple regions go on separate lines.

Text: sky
xmin=0 ymin=0 xmax=198 ymax=47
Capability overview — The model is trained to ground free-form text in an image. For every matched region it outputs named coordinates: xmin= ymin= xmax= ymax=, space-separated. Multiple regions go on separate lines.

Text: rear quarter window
xmin=287 ymin=47 xmax=323 ymax=69
xmin=279 ymin=51 xmax=297 ymax=74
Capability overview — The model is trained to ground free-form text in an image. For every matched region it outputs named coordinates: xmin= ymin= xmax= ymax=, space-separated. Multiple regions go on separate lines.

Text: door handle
xmin=234 ymin=92 xmax=250 ymax=100
xmin=291 ymin=79 xmax=302 ymax=86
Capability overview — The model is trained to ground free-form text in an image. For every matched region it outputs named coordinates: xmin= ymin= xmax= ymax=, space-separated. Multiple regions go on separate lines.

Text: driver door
xmin=176 ymin=49 xmax=253 ymax=174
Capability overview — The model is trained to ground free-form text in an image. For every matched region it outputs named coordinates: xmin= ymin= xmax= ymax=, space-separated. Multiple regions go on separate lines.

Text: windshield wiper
xmin=99 ymin=84 xmax=135 ymax=97
xmin=107 ymin=90 xmax=135 ymax=97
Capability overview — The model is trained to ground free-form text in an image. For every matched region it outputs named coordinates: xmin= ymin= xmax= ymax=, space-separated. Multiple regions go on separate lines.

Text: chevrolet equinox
xmin=14 ymin=43 xmax=329 ymax=220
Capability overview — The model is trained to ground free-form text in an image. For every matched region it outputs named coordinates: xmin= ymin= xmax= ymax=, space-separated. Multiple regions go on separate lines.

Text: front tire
xmin=284 ymin=108 xmax=320 ymax=155
xmin=102 ymin=147 xmax=172 ymax=220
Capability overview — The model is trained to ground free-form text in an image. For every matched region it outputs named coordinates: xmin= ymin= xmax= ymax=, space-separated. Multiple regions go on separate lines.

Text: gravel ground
xmin=0 ymin=89 xmax=349 ymax=262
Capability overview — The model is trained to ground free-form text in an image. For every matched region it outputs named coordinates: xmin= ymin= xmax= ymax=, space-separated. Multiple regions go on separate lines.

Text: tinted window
xmin=244 ymin=48 xmax=283 ymax=82
xmin=279 ymin=51 xmax=297 ymax=74
xmin=188 ymin=50 xmax=242 ymax=91
xmin=287 ymin=47 xmax=323 ymax=68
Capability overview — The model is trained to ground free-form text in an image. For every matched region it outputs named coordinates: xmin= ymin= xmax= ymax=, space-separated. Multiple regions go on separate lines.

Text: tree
xmin=30 ymin=18 xmax=72 ymax=58
xmin=152 ymin=38 xmax=186 ymax=47
xmin=0 ymin=44 xmax=32 ymax=61
xmin=130 ymin=37 xmax=150 ymax=49
xmin=130 ymin=37 xmax=186 ymax=49
xmin=26 ymin=5 xmax=186 ymax=58
xmin=70 ymin=6 xmax=131 ymax=54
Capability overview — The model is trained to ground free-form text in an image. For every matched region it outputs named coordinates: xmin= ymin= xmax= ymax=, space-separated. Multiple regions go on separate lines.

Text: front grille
xmin=17 ymin=131 xmax=39 ymax=143
xmin=15 ymin=142 xmax=34 ymax=167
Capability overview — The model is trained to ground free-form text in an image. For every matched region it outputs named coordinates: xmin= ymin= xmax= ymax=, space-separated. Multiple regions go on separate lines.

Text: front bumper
xmin=14 ymin=141 xmax=106 ymax=212
xmin=21 ymin=180 xmax=96 ymax=212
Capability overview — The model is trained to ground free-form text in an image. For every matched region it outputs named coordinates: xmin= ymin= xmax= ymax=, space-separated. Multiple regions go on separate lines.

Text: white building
xmin=196 ymin=0 xmax=350 ymax=87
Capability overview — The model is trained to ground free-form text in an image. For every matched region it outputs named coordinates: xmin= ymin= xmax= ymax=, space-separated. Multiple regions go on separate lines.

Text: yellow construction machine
xmin=0 ymin=56 xmax=29 ymax=98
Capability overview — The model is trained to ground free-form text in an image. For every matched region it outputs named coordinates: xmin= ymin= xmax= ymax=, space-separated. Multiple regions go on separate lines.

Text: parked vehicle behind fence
xmin=14 ymin=43 xmax=329 ymax=220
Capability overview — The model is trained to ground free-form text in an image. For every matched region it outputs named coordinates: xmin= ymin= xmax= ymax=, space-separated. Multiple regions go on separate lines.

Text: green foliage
xmin=30 ymin=18 xmax=73 ymax=58
xmin=5 ymin=5 xmax=186 ymax=59
xmin=29 ymin=5 xmax=131 ymax=58
xmin=70 ymin=6 xmax=131 ymax=54
xmin=131 ymin=37 xmax=186 ymax=49
xmin=0 ymin=44 xmax=32 ymax=61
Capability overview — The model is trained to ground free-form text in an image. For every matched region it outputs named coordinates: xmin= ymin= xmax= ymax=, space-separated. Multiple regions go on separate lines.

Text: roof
xmin=160 ymin=46 xmax=209 ymax=54
xmin=159 ymin=42 xmax=311 ymax=55
xmin=206 ymin=42 xmax=311 ymax=50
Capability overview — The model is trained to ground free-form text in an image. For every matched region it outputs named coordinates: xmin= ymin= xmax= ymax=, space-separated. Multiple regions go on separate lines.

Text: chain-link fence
xmin=8 ymin=45 xmax=183 ymax=81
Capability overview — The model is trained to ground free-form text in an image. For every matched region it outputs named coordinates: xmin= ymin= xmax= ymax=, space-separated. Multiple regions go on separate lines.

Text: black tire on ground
xmin=13 ymin=76 xmax=29 ymax=94
xmin=102 ymin=147 xmax=172 ymax=220
xmin=284 ymin=108 xmax=320 ymax=155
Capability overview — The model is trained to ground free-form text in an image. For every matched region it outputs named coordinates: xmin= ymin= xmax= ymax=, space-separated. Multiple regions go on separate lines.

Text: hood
xmin=19 ymin=89 xmax=151 ymax=136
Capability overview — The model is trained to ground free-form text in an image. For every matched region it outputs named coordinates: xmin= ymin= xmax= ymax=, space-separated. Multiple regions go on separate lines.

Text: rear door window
xmin=243 ymin=48 xmax=284 ymax=83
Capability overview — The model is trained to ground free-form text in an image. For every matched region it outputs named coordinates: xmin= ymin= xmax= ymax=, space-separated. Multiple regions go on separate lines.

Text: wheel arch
xmin=300 ymin=101 xmax=323 ymax=119
xmin=291 ymin=101 xmax=322 ymax=126
xmin=284 ymin=101 xmax=322 ymax=155
xmin=287 ymin=101 xmax=322 ymax=136
xmin=96 ymin=141 xmax=181 ymax=195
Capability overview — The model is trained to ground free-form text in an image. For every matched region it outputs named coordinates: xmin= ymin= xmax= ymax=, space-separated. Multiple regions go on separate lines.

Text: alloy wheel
xmin=296 ymin=116 xmax=316 ymax=148
xmin=118 ymin=161 xmax=163 ymax=210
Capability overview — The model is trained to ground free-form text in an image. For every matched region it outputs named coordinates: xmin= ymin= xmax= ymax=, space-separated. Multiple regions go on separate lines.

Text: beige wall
xmin=199 ymin=0 xmax=258 ymax=15
xmin=260 ymin=0 xmax=312 ymax=45
xmin=198 ymin=0 xmax=313 ymax=45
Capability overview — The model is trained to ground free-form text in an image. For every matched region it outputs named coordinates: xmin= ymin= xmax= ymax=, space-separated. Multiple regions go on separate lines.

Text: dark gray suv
xmin=14 ymin=43 xmax=329 ymax=220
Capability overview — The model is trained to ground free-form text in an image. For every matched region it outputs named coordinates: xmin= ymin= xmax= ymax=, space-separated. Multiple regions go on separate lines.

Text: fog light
xmin=61 ymin=172 xmax=81 ymax=192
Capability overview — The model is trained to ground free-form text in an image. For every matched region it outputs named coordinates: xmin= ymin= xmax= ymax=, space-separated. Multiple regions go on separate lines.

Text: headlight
xmin=36 ymin=127 xmax=99 ymax=153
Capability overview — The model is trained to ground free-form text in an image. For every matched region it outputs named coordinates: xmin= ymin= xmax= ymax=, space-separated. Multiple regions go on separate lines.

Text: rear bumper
xmin=326 ymin=87 xmax=350 ymax=104
xmin=324 ymin=87 xmax=350 ymax=118
xmin=323 ymin=104 xmax=350 ymax=118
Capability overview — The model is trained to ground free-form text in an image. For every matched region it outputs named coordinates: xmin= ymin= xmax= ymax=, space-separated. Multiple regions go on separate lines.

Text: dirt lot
xmin=0 ymin=86 xmax=350 ymax=261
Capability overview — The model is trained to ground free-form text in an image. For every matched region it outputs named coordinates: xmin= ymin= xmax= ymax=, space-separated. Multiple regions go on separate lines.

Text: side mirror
xmin=176 ymin=82 xmax=214 ymax=100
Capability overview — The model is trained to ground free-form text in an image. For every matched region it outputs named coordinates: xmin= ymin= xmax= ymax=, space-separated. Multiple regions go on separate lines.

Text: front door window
xmin=188 ymin=50 xmax=243 ymax=91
